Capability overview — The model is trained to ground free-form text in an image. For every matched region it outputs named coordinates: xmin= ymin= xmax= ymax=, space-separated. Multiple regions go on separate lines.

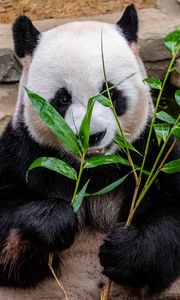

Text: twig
xmin=100 ymin=279 xmax=112 ymax=300
xmin=48 ymin=253 xmax=69 ymax=300
xmin=139 ymin=287 xmax=145 ymax=300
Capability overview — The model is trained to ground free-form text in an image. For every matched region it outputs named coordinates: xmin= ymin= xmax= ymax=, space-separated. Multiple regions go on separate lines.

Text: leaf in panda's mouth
xmin=86 ymin=146 xmax=105 ymax=156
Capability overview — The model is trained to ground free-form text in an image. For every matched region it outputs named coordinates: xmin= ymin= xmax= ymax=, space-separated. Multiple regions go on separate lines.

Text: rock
xmin=145 ymin=60 xmax=170 ymax=80
xmin=0 ymin=48 xmax=22 ymax=82
xmin=170 ymin=58 xmax=180 ymax=88
xmin=0 ymin=83 xmax=18 ymax=133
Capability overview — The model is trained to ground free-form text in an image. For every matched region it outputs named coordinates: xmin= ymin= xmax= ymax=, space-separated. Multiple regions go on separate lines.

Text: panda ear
xmin=117 ymin=4 xmax=138 ymax=43
xmin=13 ymin=16 xmax=40 ymax=58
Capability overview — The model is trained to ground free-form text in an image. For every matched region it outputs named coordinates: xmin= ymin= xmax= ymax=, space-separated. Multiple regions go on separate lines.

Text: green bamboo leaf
xmin=170 ymin=66 xmax=180 ymax=73
xmin=162 ymin=159 xmax=180 ymax=174
xmin=79 ymin=97 xmax=95 ymax=150
xmin=172 ymin=123 xmax=180 ymax=139
xmin=156 ymin=111 xmax=176 ymax=125
xmin=72 ymin=180 xmax=90 ymax=212
xmin=114 ymin=135 xmax=142 ymax=156
xmin=154 ymin=123 xmax=170 ymax=142
xmin=143 ymin=77 xmax=162 ymax=90
xmin=25 ymin=88 xmax=82 ymax=156
xmin=95 ymin=94 xmax=112 ymax=107
xmin=84 ymin=154 xmax=149 ymax=175
xmin=175 ymin=90 xmax=180 ymax=105
xmin=164 ymin=28 xmax=180 ymax=55
xmin=27 ymin=157 xmax=77 ymax=180
xmin=84 ymin=154 xmax=130 ymax=169
xmin=85 ymin=173 xmax=129 ymax=196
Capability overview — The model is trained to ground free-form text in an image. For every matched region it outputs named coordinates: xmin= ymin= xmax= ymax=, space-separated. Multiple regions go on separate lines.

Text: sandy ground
xmin=0 ymin=0 xmax=155 ymax=23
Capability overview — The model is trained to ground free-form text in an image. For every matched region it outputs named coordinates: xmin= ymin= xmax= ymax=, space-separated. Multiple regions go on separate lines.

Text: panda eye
xmin=59 ymin=94 xmax=71 ymax=105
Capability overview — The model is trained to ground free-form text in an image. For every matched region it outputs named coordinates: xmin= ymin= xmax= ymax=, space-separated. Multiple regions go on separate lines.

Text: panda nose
xmin=89 ymin=130 xmax=106 ymax=147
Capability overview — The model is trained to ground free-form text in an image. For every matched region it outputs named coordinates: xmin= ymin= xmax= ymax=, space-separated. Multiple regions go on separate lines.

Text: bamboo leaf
xmin=72 ymin=180 xmax=90 ymax=212
xmin=84 ymin=154 xmax=149 ymax=175
xmin=95 ymin=94 xmax=112 ymax=107
xmin=170 ymin=66 xmax=180 ymax=73
xmin=25 ymin=88 xmax=82 ymax=156
xmin=154 ymin=123 xmax=170 ymax=142
xmin=162 ymin=159 xmax=180 ymax=174
xmin=172 ymin=123 xmax=180 ymax=139
xmin=175 ymin=90 xmax=180 ymax=105
xmin=164 ymin=28 xmax=180 ymax=55
xmin=156 ymin=111 xmax=176 ymax=125
xmin=27 ymin=157 xmax=77 ymax=180
xmin=114 ymin=135 xmax=142 ymax=156
xmin=84 ymin=154 xmax=131 ymax=169
xmin=85 ymin=174 xmax=129 ymax=196
xmin=143 ymin=77 xmax=162 ymax=90
xmin=79 ymin=97 xmax=96 ymax=150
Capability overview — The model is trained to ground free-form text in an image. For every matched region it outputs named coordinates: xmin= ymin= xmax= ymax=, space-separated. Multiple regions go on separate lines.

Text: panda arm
xmin=0 ymin=123 xmax=77 ymax=252
xmin=99 ymin=144 xmax=180 ymax=294
xmin=0 ymin=182 xmax=77 ymax=253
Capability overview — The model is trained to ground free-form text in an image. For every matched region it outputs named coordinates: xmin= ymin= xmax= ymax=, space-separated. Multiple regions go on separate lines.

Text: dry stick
xmin=48 ymin=253 xmax=69 ymax=300
xmin=48 ymin=263 xmax=69 ymax=300
xmin=100 ymin=279 xmax=112 ymax=300
xmin=140 ymin=287 xmax=146 ymax=300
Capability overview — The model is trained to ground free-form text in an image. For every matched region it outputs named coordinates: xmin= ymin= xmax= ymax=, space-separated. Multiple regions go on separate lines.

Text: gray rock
xmin=170 ymin=58 xmax=180 ymax=88
xmin=0 ymin=83 xmax=18 ymax=133
xmin=0 ymin=48 xmax=22 ymax=82
xmin=145 ymin=60 xmax=170 ymax=80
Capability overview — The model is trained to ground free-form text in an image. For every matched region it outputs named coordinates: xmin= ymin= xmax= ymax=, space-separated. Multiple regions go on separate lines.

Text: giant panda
xmin=0 ymin=4 xmax=179 ymax=299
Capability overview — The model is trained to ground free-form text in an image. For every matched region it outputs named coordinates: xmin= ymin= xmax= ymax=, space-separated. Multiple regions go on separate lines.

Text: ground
xmin=0 ymin=0 xmax=155 ymax=23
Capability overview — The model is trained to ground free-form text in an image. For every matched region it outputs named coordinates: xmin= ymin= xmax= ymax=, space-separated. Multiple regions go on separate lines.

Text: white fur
xmin=18 ymin=21 xmax=152 ymax=152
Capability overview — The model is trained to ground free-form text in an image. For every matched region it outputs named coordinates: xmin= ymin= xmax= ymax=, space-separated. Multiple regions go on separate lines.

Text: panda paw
xmin=99 ymin=223 xmax=178 ymax=295
xmin=14 ymin=199 xmax=78 ymax=251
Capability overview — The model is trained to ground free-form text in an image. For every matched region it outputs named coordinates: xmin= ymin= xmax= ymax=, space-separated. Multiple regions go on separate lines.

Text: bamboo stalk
xmin=100 ymin=279 xmax=112 ymax=300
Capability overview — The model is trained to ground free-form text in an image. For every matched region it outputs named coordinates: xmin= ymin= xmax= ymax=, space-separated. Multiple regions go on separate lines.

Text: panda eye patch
xmin=50 ymin=88 xmax=72 ymax=118
xmin=101 ymin=82 xmax=127 ymax=116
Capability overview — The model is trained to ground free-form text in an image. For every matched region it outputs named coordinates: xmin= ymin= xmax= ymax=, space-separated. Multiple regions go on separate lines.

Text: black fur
xmin=50 ymin=88 xmax=72 ymax=118
xmin=117 ymin=4 xmax=138 ymax=43
xmin=13 ymin=16 xmax=40 ymax=58
xmin=101 ymin=82 xmax=128 ymax=116
xmin=0 ymin=123 xmax=77 ymax=287
xmin=0 ymin=119 xmax=179 ymax=293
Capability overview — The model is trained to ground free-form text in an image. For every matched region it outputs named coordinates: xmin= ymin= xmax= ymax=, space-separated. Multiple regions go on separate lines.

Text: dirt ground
xmin=0 ymin=0 xmax=155 ymax=23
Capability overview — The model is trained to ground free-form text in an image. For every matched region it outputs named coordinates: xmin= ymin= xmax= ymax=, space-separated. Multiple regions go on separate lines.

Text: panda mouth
xmin=86 ymin=146 xmax=105 ymax=156
xmin=86 ymin=142 xmax=113 ymax=157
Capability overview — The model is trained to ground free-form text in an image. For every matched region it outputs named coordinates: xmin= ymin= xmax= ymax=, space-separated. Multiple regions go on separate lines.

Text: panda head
xmin=12 ymin=4 xmax=153 ymax=156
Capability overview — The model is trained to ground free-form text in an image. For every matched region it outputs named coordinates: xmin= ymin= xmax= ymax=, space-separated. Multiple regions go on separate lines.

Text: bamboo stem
xmin=100 ymin=279 xmax=112 ymax=300
xmin=48 ymin=262 xmax=69 ymax=300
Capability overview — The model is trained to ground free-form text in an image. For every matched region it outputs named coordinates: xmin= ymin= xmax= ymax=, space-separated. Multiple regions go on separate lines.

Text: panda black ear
xmin=13 ymin=16 xmax=40 ymax=58
xmin=117 ymin=4 xmax=138 ymax=43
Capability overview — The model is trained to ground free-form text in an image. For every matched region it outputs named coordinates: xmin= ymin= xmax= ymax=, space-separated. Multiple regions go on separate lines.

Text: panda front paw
xmin=14 ymin=199 xmax=78 ymax=251
xmin=99 ymin=223 xmax=179 ymax=295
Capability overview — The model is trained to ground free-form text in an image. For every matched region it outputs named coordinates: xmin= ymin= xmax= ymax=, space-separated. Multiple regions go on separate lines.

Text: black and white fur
xmin=0 ymin=4 xmax=179 ymax=297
